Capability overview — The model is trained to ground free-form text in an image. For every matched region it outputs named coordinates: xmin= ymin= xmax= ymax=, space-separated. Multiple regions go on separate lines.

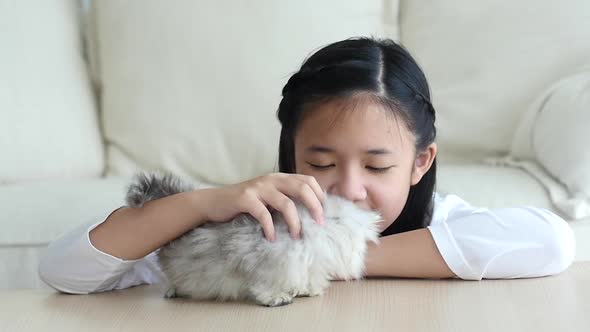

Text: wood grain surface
xmin=1 ymin=263 xmax=588 ymax=332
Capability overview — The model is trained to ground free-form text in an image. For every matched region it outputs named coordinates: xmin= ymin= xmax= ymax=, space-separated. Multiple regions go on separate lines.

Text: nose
xmin=328 ymin=168 xmax=368 ymax=203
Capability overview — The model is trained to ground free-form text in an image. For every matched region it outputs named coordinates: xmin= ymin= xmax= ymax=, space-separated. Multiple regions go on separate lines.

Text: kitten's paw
xmin=253 ymin=292 xmax=294 ymax=307
xmin=165 ymin=287 xmax=178 ymax=298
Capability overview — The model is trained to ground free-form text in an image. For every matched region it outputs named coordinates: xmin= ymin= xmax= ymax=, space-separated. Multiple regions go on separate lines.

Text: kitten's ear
xmin=125 ymin=171 xmax=194 ymax=208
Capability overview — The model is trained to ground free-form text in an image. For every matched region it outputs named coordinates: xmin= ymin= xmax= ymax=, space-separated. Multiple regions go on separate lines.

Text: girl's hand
xmin=201 ymin=173 xmax=325 ymax=242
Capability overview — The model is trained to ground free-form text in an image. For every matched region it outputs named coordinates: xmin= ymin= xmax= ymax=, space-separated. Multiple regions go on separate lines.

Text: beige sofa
xmin=2 ymin=0 xmax=589 ymax=289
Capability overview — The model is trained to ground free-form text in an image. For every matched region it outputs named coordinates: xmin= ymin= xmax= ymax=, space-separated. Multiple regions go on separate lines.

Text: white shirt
xmin=38 ymin=193 xmax=576 ymax=294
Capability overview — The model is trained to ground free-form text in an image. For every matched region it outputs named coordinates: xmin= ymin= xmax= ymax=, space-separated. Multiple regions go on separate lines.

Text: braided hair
xmin=276 ymin=37 xmax=437 ymax=236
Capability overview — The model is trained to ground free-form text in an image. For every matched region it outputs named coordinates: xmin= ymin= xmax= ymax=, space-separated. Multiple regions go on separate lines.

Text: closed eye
xmin=366 ymin=166 xmax=394 ymax=173
xmin=307 ymin=163 xmax=334 ymax=170
xmin=307 ymin=163 xmax=394 ymax=173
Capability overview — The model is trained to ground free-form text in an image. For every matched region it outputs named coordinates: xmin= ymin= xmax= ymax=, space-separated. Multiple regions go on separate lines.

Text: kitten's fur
xmin=126 ymin=171 xmax=382 ymax=307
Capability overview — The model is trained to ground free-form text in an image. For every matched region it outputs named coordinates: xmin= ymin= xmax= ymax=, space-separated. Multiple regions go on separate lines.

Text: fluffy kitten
xmin=126 ymin=171 xmax=381 ymax=307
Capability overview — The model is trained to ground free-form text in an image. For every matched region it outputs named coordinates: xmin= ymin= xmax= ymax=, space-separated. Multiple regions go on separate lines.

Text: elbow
xmin=546 ymin=211 xmax=576 ymax=274
xmin=38 ymin=254 xmax=91 ymax=295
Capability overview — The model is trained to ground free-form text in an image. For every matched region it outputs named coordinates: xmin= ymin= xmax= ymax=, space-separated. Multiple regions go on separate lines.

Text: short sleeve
xmin=427 ymin=193 xmax=576 ymax=280
xmin=38 ymin=208 xmax=166 ymax=294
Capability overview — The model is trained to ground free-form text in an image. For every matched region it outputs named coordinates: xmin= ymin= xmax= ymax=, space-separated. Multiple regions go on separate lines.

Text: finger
xmin=245 ymin=198 xmax=276 ymax=242
xmin=296 ymin=174 xmax=326 ymax=204
xmin=262 ymin=190 xmax=301 ymax=240
xmin=278 ymin=179 xmax=324 ymax=225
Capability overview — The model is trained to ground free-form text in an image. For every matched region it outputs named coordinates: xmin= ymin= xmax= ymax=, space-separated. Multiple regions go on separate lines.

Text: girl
xmin=39 ymin=37 xmax=575 ymax=294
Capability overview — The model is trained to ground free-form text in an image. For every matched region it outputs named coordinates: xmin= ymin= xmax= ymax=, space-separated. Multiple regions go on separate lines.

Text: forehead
xmin=295 ymin=98 xmax=414 ymax=153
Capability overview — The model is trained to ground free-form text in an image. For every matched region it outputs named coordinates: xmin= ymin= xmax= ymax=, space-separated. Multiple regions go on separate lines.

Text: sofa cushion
xmin=437 ymin=157 xmax=552 ymax=210
xmin=399 ymin=0 xmax=590 ymax=156
xmin=91 ymin=0 xmax=396 ymax=185
xmin=532 ymin=73 xmax=590 ymax=207
xmin=493 ymin=71 xmax=590 ymax=220
xmin=0 ymin=176 xmax=130 ymax=246
xmin=0 ymin=0 xmax=104 ymax=183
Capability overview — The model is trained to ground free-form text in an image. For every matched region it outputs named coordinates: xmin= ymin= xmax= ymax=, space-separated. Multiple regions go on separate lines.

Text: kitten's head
xmin=304 ymin=194 xmax=382 ymax=280
xmin=322 ymin=194 xmax=383 ymax=242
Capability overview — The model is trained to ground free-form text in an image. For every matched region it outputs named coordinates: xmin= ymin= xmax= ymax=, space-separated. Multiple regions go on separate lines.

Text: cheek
xmin=369 ymin=176 xmax=412 ymax=232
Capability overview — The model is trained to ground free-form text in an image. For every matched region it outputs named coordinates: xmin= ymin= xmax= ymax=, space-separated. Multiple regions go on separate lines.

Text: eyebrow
xmin=306 ymin=145 xmax=395 ymax=155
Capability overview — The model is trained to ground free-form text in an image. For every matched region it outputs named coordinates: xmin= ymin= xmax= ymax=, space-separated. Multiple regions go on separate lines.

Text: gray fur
xmin=126 ymin=171 xmax=382 ymax=307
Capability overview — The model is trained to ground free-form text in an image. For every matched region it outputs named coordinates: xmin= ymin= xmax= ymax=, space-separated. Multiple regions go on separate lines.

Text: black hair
xmin=276 ymin=37 xmax=437 ymax=236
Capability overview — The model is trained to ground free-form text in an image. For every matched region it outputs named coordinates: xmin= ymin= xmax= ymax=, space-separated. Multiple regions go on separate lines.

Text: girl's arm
xmin=38 ymin=189 xmax=215 ymax=294
xmin=364 ymin=196 xmax=576 ymax=280
xmin=364 ymin=228 xmax=456 ymax=279
xmin=89 ymin=189 xmax=215 ymax=260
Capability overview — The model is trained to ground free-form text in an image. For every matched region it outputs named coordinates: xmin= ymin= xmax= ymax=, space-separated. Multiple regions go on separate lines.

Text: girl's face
xmin=294 ymin=99 xmax=437 ymax=232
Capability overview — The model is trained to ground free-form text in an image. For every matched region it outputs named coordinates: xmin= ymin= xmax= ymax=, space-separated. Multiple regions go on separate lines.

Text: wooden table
xmin=2 ymin=262 xmax=589 ymax=332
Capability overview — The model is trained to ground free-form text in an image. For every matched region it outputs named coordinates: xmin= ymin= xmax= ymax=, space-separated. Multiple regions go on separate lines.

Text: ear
xmin=410 ymin=143 xmax=437 ymax=186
